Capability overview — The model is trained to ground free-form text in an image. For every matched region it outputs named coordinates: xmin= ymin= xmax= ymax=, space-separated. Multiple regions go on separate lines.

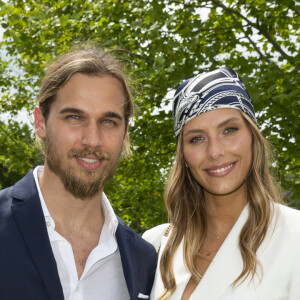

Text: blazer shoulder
xmin=142 ymin=223 xmax=170 ymax=252
xmin=0 ymin=185 xmax=13 ymax=196
xmin=275 ymin=204 xmax=300 ymax=244
xmin=0 ymin=185 xmax=14 ymax=209
xmin=276 ymin=204 xmax=300 ymax=225
xmin=0 ymin=170 xmax=36 ymax=208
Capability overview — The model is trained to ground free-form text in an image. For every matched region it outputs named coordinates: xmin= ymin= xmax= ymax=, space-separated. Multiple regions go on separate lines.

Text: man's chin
xmin=46 ymin=154 xmax=119 ymax=198
xmin=62 ymin=178 xmax=105 ymax=199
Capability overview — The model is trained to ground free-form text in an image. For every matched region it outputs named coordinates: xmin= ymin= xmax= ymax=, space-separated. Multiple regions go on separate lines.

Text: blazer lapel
xmin=11 ymin=170 xmax=64 ymax=300
xmin=151 ymin=230 xmax=190 ymax=300
xmin=116 ymin=220 xmax=138 ymax=299
xmin=172 ymin=239 xmax=190 ymax=285
xmin=191 ymin=205 xmax=249 ymax=300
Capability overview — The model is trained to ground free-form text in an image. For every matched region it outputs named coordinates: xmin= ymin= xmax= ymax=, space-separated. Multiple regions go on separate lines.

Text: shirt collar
xmin=33 ymin=166 xmax=119 ymax=238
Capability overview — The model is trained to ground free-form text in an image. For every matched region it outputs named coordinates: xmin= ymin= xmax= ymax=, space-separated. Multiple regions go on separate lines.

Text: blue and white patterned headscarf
xmin=172 ymin=67 xmax=257 ymax=136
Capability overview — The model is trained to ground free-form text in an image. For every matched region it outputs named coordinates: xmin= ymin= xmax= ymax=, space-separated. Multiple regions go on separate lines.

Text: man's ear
xmin=122 ymin=123 xmax=131 ymax=157
xmin=123 ymin=123 xmax=129 ymax=145
xmin=34 ymin=106 xmax=46 ymax=138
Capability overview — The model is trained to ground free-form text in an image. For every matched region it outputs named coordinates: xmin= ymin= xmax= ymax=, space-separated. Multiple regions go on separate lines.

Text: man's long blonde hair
xmin=158 ymin=112 xmax=282 ymax=299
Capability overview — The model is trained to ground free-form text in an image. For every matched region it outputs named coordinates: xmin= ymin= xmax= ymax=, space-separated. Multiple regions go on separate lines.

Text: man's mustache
xmin=68 ymin=148 xmax=110 ymax=160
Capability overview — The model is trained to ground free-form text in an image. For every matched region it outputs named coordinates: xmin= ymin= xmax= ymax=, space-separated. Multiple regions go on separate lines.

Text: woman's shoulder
xmin=142 ymin=223 xmax=171 ymax=252
xmin=276 ymin=203 xmax=300 ymax=222
xmin=274 ymin=203 xmax=300 ymax=237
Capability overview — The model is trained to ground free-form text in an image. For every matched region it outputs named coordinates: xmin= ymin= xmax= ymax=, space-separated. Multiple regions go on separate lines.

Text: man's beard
xmin=44 ymin=134 xmax=121 ymax=199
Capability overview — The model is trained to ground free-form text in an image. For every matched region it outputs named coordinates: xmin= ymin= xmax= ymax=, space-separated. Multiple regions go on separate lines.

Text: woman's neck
xmin=204 ymin=187 xmax=248 ymax=235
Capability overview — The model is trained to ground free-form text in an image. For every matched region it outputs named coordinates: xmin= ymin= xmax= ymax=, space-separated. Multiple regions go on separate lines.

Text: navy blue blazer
xmin=0 ymin=170 xmax=157 ymax=300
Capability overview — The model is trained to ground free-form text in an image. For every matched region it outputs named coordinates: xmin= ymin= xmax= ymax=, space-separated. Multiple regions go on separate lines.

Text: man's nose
xmin=81 ymin=121 xmax=102 ymax=148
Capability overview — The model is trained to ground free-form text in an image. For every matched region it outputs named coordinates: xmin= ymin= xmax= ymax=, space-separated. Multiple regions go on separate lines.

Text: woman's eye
xmin=224 ymin=127 xmax=238 ymax=134
xmin=190 ymin=136 xmax=204 ymax=143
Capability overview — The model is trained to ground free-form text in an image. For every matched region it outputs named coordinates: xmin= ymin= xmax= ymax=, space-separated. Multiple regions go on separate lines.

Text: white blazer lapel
xmin=191 ymin=205 xmax=249 ymax=300
xmin=172 ymin=239 xmax=190 ymax=286
xmin=150 ymin=234 xmax=190 ymax=300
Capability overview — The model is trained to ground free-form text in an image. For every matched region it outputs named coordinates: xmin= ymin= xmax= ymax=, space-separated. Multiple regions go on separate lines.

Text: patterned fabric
xmin=172 ymin=67 xmax=257 ymax=136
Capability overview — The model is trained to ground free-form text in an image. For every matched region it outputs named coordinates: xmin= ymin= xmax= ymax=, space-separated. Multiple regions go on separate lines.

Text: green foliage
xmin=0 ymin=0 xmax=299 ymax=233
xmin=0 ymin=119 xmax=42 ymax=189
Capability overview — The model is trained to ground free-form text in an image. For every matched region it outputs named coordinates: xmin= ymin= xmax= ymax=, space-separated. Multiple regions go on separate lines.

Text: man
xmin=0 ymin=47 xmax=157 ymax=300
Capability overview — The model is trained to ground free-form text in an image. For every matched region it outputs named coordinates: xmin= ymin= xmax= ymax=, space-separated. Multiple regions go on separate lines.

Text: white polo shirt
xmin=33 ymin=166 xmax=130 ymax=300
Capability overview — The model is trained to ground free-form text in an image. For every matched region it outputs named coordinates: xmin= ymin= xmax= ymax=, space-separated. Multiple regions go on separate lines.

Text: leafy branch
xmin=120 ymin=150 xmax=174 ymax=166
xmin=0 ymin=124 xmax=19 ymax=144
xmin=211 ymin=0 xmax=296 ymax=66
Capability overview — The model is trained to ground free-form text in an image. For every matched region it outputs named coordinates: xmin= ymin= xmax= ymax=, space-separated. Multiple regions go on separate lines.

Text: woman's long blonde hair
xmin=158 ymin=112 xmax=282 ymax=300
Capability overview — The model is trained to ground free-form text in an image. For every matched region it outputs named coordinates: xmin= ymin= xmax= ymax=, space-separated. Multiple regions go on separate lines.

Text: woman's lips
xmin=205 ymin=161 xmax=237 ymax=177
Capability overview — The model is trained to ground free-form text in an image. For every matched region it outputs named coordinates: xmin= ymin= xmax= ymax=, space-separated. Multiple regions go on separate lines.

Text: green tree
xmin=0 ymin=0 xmax=299 ymax=233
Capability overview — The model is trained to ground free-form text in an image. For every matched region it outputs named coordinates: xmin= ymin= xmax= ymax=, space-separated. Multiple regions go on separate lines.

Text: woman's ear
xmin=34 ymin=106 xmax=46 ymax=138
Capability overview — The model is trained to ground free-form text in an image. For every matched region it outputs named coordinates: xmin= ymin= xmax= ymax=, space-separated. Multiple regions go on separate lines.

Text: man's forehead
xmin=52 ymin=75 xmax=126 ymax=111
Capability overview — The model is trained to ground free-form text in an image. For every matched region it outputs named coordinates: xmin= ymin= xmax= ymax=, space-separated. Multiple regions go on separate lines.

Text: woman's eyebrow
xmin=217 ymin=117 xmax=241 ymax=128
xmin=184 ymin=128 xmax=205 ymax=137
xmin=184 ymin=117 xmax=242 ymax=137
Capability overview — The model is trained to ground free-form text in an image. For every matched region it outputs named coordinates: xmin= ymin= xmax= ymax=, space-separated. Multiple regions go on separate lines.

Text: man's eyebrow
xmin=102 ymin=111 xmax=123 ymax=121
xmin=59 ymin=108 xmax=123 ymax=121
xmin=59 ymin=107 xmax=85 ymax=115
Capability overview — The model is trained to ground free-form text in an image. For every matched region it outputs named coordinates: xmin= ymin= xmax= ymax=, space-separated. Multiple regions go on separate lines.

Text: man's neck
xmin=38 ymin=165 xmax=104 ymax=231
xmin=38 ymin=165 xmax=106 ymax=279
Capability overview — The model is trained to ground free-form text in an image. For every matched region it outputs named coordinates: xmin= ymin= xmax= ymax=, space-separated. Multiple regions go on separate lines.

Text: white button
xmin=46 ymin=221 xmax=51 ymax=227
xmin=76 ymin=286 xmax=79 ymax=292
xmin=60 ymin=240 xmax=66 ymax=245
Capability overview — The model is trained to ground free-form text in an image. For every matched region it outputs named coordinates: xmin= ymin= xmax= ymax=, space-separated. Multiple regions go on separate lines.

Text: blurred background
xmin=0 ymin=0 xmax=299 ymax=233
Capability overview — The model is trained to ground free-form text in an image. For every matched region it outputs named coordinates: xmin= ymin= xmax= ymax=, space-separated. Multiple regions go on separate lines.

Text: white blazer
xmin=143 ymin=204 xmax=300 ymax=300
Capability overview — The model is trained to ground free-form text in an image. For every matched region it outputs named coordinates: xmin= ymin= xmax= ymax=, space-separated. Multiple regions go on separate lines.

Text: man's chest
xmin=69 ymin=234 xmax=99 ymax=278
xmin=49 ymin=234 xmax=130 ymax=299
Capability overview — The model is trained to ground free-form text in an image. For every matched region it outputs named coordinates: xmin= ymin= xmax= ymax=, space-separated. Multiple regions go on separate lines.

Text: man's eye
xmin=102 ymin=119 xmax=116 ymax=126
xmin=66 ymin=115 xmax=80 ymax=120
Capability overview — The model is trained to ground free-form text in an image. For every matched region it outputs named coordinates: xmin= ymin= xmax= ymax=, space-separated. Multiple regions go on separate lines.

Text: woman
xmin=143 ymin=67 xmax=300 ymax=300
